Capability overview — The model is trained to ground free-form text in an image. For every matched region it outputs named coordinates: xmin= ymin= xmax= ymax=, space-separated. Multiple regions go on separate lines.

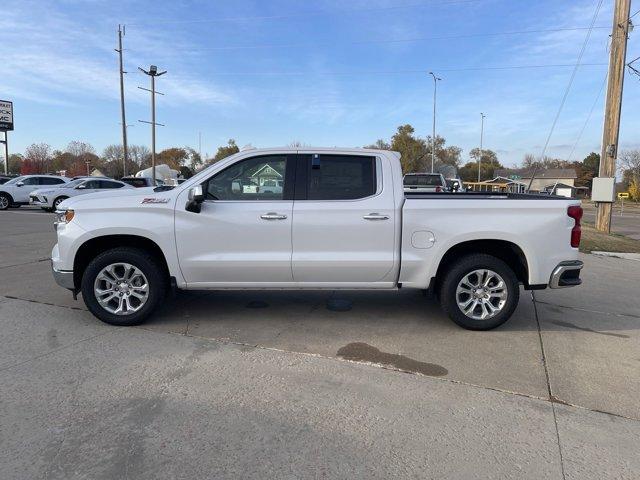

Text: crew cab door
xmin=291 ymin=153 xmax=397 ymax=284
xmin=175 ymin=154 xmax=296 ymax=286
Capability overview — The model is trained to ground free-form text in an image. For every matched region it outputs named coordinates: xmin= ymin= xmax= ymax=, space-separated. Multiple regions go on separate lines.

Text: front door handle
xmin=260 ymin=212 xmax=288 ymax=220
xmin=363 ymin=213 xmax=389 ymax=221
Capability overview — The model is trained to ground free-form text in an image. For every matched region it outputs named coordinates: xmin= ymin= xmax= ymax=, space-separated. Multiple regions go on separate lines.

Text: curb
xmin=591 ymin=251 xmax=640 ymax=261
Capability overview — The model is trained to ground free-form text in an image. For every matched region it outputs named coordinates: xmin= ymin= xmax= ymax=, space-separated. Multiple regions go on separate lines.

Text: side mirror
xmin=16 ymin=182 xmax=24 ymax=187
xmin=186 ymin=185 xmax=205 ymax=213
xmin=76 ymin=184 xmax=86 ymax=189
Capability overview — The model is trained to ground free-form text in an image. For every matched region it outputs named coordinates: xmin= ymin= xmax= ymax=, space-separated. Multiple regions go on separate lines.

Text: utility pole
xmin=115 ymin=25 xmax=129 ymax=177
xmin=428 ymin=72 xmax=441 ymax=173
xmin=138 ymin=66 xmax=166 ymax=185
xmin=477 ymin=113 xmax=486 ymax=182
xmin=596 ymin=0 xmax=631 ymax=233
xmin=198 ymin=131 xmax=202 ymax=159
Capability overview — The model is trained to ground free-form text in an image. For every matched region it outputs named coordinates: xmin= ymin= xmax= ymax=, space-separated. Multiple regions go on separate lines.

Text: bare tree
xmin=23 ymin=143 xmax=52 ymax=173
xmin=618 ymin=149 xmax=640 ymax=180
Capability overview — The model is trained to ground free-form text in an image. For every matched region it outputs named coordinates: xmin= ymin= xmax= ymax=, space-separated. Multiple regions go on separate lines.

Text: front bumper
xmin=52 ymin=263 xmax=75 ymax=290
xmin=29 ymin=194 xmax=47 ymax=206
xmin=549 ymin=260 xmax=583 ymax=288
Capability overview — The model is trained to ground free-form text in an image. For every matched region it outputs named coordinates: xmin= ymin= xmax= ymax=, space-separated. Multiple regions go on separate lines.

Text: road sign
xmin=618 ymin=192 xmax=630 ymax=199
xmin=0 ymin=100 xmax=13 ymax=131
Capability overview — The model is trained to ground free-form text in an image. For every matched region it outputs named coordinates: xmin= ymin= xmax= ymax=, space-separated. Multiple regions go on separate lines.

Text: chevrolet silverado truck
xmin=51 ymin=148 xmax=583 ymax=330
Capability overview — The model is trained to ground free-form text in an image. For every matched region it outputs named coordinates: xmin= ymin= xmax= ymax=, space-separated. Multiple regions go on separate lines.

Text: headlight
xmin=54 ymin=209 xmax=75 ymax=225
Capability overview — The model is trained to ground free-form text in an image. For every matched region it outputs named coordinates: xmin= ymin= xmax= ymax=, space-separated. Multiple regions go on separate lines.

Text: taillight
xmin=567 ymin=205 xmax=583 ymax=248
xmin=435 ymin=186 xmax=442 ymax=192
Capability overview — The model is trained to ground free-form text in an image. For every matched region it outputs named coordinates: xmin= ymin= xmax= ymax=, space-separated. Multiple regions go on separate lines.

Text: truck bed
xmin=404 ymin=191 xmax=573 ymax=200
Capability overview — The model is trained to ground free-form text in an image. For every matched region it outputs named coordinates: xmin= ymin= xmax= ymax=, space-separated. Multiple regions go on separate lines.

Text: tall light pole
xmin=115 ymin=25 xmax=129 ymax=177
xmin=477 ymin=113 xmax=486 ymax=182
xmin=428 ymin=72 xmax=441 ymax=173
xmin=138 ymin=65 xmax=166 ymax=185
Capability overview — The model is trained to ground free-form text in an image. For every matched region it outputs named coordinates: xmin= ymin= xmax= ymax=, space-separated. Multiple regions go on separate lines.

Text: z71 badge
xmin=141 ymin=198 xmax=170 ymax=204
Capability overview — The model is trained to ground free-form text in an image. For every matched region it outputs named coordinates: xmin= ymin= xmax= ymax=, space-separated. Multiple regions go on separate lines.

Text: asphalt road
xmin=1 ymin=207 xmax=639 ymax=479
xmin=582 ymin=203 xmax=640 ymax=239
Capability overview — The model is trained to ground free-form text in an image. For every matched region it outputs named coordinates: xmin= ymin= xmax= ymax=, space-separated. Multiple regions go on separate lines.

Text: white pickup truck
xmin=51 ymin=148 xmax=583 ymax=330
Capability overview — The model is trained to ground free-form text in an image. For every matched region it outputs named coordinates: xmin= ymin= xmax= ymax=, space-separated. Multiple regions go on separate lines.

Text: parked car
xmin=0 ymin=175 xmax=69 ymax=210
xmin=30 ymin=178 xmax=134 ymax=211
xmin=52 ymin=148 xmax=583 ymax=331
xmin=403 ymin=173 xmax=447 ymax=193
xmin=0 ymin=175 xmax=17 ymax=185
xmin=445 ymin=178 xmax=466 ymax=192
xmin=120 ymin=177 xmax=164 ymax=188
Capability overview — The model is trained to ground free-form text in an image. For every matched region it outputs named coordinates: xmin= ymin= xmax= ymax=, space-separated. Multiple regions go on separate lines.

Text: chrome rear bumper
xmin=549 ymin=260 xmax=583 ymax=289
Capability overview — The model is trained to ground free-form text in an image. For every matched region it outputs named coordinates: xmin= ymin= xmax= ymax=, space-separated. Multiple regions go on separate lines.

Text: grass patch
xmin=580 ymin=223 xmax=640 ymax=254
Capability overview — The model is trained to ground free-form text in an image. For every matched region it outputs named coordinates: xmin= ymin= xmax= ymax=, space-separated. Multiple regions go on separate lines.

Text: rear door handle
xmin=260 ymin=212 xmax=288 ymax=220
xmin=363 ymin=213 xmax=389 ymax=221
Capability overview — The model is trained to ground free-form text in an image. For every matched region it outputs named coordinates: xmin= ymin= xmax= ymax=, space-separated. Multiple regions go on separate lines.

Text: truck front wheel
xmin=81 ymin=247 xmax=167 ymax=326
xmin=439 ymin=254 xmax=519 ymax=330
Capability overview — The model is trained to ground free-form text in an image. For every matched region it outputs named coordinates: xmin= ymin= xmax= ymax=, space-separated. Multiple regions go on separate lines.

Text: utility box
xmin=591 ymin=177 xmax=616 ymax=203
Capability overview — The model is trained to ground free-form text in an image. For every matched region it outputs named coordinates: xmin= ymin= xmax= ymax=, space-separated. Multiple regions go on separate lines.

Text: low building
xmin=495 ymin=168 xmax=577 ymax=193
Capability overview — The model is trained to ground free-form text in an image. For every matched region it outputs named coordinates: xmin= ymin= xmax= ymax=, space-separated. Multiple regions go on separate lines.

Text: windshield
xmin=62 ymin=179 xmax=85 ymax=188
xmin=4 ymin=176 xmax=25 ymax=185
xmin=403 ymin=175 xmax=443 ymax=186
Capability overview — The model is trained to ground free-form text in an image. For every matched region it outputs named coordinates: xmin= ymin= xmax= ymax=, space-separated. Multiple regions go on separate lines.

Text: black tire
xmin=439 ymin=254 xmax=519 ymax=331
xmin=81 ymin=247 xmax=167 ymax=326
xmin=53 ymin=196 xmax=68 ymax=210
xmin=42 ymin=207 xmax=54 ymax=213
xmin=0 ymin=193 xmax=11 ymax=210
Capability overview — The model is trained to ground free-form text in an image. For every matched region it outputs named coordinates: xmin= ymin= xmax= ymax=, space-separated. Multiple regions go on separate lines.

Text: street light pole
xmin=116 ymin=25 xmax=129 ymax=177
xmin=428 ymin=72 xmax=441 ymax=173
xmin=478 ymin=113 xmax=486 ymax=182
xmin=138 ymin=65 xmax=166 ymax=186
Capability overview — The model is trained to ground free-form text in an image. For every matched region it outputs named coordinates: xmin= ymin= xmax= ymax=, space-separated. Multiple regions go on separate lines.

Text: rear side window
xmin=403 ymin=175 xmax=443 ymax=186
xmin=40 ymin=177 xmax=66 ymax=185
xmin=307 ymin=155 xmax=376 ymax=200
xmin=122 ymin=178 xmax=147 ymax=188
xmin=99 ymin=180 xmax=124 ymax=189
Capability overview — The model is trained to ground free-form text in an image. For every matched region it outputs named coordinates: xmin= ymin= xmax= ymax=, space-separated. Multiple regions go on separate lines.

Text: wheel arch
xmin=0 ymin=191 xmax=14 ymax=204
xmin=53 ymin=195 xmax=69 ymax=206
xmin=433 ymin=239 xmax=530 ymax=292
xmin=73 ymin=234 xmax=170 ymax=289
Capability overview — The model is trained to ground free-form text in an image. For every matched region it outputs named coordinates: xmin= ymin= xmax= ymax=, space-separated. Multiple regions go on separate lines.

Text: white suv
xmin=30 ymin=178 xmax=134 ymax=211
xmin=0 ymin=175 xmax=69 ymax=210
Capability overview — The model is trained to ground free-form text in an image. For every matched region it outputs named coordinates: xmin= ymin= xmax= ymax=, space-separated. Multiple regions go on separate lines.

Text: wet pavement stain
xmin=326 ymin=298 xmax=353 ymax=312
xmin=551 ymin=320 xmax=629 ymax=339
xmin=337 ymin=342 xmax=448 ymax=377
xmin=246 ymin=300 xmax=269 ymax=309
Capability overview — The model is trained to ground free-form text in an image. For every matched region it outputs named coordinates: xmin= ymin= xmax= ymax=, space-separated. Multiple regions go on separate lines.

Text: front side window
xmin=206 ymin=155 xmax=287 ymax=201
xmin=22 ymin=177 xmax=39 ymax=185
xmin=307 ymin=155 xmax=376 ymax=200
xmin=82 ymin=180 xmax=101 ymax=189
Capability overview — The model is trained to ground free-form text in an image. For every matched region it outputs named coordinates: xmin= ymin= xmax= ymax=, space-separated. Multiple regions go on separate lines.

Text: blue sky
xmin=2 ymin=0 xmax=639 ymax=166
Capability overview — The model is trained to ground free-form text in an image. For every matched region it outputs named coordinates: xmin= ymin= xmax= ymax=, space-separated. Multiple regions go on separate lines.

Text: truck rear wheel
xmin=439 ymin=254 xmax=519 ymax=330
xmin=81 ymin=247 xmax=166 ymax=326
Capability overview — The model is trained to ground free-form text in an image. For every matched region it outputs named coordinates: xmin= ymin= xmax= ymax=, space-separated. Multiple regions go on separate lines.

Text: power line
xmin=566 ymin=73 xmax=608 ymax=162
xmin=126 ymin=0 xmax=480 ymax=26
xmin=134 ymin=26 xmax=609 ymax=53
xmin=630 ymin=7 xmax=640 ymax=20
xmin=527 ymin=0 xmax=604 ymax=190
xmin=172 ymin=63 xmax=606 ymax=77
